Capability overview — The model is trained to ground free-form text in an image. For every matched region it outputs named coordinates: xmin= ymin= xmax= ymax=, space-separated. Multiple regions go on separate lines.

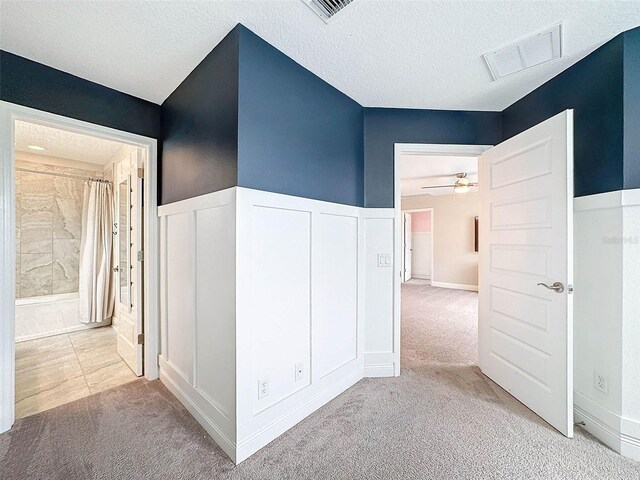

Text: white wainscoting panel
xmin=250 ymin=205 xmax=312 ymax=414
xmin=194 ymin=205 xmax=236 ymax=421
xmin=573 ymin=190 xmax=640 ymax=461
xmin=159 ymin=186 xmax=397 ymax=463
xmin=362 ymin=210 xmax=396 ymax=377
xmin=158 ymin=188 xmax=237 ymax=461
xmin=235 ymin=188 xmax=367 ymax=463
xmin=316 ymin=213 xmax=359 ymax=379
xmin=165 ymin=212 xmax=195 ymax=383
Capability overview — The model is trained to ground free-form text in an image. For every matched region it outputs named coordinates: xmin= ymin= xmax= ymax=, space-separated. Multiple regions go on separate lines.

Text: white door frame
xmin=401 ymin=207 xmax=434 ymax=283
xmin=393 ymin=143 xmax=491 ymax=375
xmin=0 ymin=101 xmax=160 ymax=432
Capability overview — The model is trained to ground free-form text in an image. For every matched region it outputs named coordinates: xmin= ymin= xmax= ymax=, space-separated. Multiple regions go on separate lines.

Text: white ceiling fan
xmin=421 ymin=172 xmax=478 ymax=194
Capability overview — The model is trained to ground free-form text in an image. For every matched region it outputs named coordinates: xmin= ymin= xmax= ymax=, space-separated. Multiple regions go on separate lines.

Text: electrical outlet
xmin=258 ymin=377 xmax=269 ymax=399
xmin=295 ymin=362 xmax=304 ymax=382
xmin=594 ymin=371 xmax=608 ymax=394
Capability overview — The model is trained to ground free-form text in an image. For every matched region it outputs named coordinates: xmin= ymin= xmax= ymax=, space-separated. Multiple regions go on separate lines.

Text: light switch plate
xmin=377 ymin=253 xmax=392 ymax=267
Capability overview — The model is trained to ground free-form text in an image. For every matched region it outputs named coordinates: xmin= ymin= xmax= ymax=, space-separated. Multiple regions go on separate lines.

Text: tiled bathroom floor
xmin=15 ymin=326 xmax=138 ymax=419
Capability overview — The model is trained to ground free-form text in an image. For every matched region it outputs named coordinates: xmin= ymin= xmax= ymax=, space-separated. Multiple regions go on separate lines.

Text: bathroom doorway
xmin=12 ymin=120 xmax=144 ymax=418
xmin=0 ymin=103 xmax=159 ymax=431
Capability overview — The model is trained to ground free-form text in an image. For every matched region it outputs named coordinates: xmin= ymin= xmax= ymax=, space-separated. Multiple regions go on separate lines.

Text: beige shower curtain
xmin=79 ymin=180 xmax=115 ymax=324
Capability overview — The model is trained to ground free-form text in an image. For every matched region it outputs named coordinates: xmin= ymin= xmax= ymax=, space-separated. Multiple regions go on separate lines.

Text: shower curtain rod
xmin=16 ymin=167 xmax=111 ymax=184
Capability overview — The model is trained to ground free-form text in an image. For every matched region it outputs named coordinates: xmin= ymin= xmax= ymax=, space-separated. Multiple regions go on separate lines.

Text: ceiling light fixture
xmin=27 ymin=145 xmax=46 ymax=151
xmin=421 ymin=173 xmax=477 ymax=194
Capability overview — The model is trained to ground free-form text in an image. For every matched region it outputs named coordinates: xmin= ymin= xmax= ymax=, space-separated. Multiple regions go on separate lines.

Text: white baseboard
xmin=574 ymin=391 xmax=640 ymax=461
xmin=235 ymin=368 xmax=364 ymax=463
xmin=159 ymin=358 xmax=237 ymax=463
xmin=364 ymin=363 xmax=396 ymax=377
xmin=431 ymin=281 xmax=478 ymax=292
xmin=411 ymin=274 xmax=431 ymax=280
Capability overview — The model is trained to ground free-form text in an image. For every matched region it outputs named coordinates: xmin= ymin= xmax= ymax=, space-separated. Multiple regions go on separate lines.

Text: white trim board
xmin=235 ymin=368 xmax=363 ymax=463
xmin=0 ymin=101 xmax=160 ymax=434
xmin=574 ymin=188 xmax=640 ymax=211
xmin=430 ymin=281 xmax=478 ymax=292
xmin=574 ymin=392 xmax=640 ymax=461
xmin=160 ymin=358 xmax=237 ymax=462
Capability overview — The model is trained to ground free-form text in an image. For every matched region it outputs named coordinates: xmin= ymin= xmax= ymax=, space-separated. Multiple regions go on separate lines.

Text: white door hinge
xmin=137 ymin=167 xmax=144 ymax=179
xmin=137 ymin=333 xmax=144 ymax=345
xmin=137 ymin=250 xmax=144 ymax=262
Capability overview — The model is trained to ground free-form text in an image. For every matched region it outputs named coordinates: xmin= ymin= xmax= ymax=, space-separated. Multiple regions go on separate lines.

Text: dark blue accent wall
xmin=501 ymin=36 xmax=625 ymax=197
xmin=160 ymin=28 xmax=240 ymax=205
xmin=237 ymin=26 xmax=364 ymax=207
xmin=0 ymin=50 xmax=160 ymax=139
xmin=623 ymin=28 xmax=640 ymax=191
xmin=363 ymin=108 xmax=502 ymax=207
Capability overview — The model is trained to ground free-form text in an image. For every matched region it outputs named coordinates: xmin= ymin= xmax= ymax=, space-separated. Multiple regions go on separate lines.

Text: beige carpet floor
xmin=1 ymin=282 xmax=639 ymax=479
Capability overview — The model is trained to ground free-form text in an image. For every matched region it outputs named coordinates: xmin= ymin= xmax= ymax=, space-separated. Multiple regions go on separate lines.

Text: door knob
xmin=537 ymin=281 xmax=564 ymax=293
xmin=112 ymin=266 xmax=119 ymax=273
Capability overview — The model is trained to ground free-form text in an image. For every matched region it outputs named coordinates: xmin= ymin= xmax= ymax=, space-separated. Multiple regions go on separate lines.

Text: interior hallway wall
xmin=363 ymin=109 xmax=501 ymax=208
xmin=237 ymin=26 xmax=364 ymax=207
xmin=402 ymin=193 xmax=479 ymax=288
xmin=0 ymin=51 xmax=160 ymax=139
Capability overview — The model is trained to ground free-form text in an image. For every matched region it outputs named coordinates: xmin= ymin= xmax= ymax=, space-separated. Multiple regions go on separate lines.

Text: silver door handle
xmin=537 ymin=282 xmax=564 ymax=293
xmin=112 ymin=266 xmax=119 ymax=273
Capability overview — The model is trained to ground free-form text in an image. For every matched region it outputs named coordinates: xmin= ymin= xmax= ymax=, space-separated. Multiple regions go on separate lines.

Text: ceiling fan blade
xmin=421 ymin=184 xmax=456 ymax=189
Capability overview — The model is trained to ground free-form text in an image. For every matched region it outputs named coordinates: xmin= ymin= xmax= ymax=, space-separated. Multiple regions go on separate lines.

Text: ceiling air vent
xmin=302 ymin=0 xmax=355 ymax=23
xmin=483 ymin=23 xmax=563 ymax=81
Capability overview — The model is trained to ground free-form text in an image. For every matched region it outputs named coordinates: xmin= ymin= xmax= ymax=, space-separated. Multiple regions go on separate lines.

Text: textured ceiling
xmin=1 ymin=1 xmax=640 ymax=110
xmin=15 ymin=121 xmax=126 ymax=164
xmin=399 ymin=154 xmax=478 ymax=196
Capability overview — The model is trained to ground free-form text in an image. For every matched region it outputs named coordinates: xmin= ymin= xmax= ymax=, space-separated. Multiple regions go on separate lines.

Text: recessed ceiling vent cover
xmin=302 ymin=0 xmax=355 ymax=23
xmin=483 ymin=23 xmax=563 ymax=81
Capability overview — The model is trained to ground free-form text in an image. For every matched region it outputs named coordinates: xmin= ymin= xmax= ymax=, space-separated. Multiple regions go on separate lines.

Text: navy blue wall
xmin=0 ymin=50 xmax=160 ymax=139
xmin=160 ymin=28 xmax=240 ymax=205
xmin=237 ymin=26 xmax=364 ymax=207
xmin=501 ymin=36 xmax=625 ymax=197
xmin=363 ymin=108 xmax=502 ymax=207
xmin=623 ymin=28 xmax=640 ymax=191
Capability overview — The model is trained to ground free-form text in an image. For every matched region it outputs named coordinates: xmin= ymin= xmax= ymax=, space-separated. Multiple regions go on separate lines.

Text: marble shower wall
xmin=16 ymin=158 xmax=104 ymax=298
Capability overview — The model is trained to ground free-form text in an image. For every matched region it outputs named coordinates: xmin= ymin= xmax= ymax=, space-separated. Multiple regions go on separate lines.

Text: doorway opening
xmin=394 ymin=111 xmax=574 ymax=439
xmin=397 ymin=148 xmax=484 ymax=368
xmin=13 ymin=120 xmax=144 ymax=418
xmin=0 ymin=103 xmax=160 ymax=431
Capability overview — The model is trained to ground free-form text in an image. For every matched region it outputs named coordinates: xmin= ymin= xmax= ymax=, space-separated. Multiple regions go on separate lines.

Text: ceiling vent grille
xmin=302 ymin=0 xmax=355 ymax=23
xmin=483 ymin=23 xmax=563 ymax=81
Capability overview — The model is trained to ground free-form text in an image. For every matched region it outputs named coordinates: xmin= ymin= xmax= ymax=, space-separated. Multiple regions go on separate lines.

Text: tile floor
xmin=15 ymin=326 xmax=137 ymax=419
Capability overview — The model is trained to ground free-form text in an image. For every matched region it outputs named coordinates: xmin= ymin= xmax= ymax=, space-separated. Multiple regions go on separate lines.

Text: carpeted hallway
xmin=1 ymin=283 xmax=639 ymax=480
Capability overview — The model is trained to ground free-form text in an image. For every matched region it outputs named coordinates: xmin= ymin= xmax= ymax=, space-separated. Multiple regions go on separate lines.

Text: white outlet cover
xmin=258 ymin=376 xmax=269 ymax=399
xmin=594 ymin=371 xmax=608 ymax=394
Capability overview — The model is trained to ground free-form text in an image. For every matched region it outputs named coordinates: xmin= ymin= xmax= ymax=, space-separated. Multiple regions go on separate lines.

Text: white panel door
xmin=403 ymin=213 xmax=412 ymax=281
xmin=479 ymin=110 xmax=573 ymax=437
xmin=116 ymin=148 xmax=143 ymax=376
